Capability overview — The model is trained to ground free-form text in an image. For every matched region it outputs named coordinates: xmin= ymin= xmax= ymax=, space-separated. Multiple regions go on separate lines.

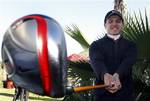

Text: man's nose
xmin=111 ymin=21 xmax=119 ymax=26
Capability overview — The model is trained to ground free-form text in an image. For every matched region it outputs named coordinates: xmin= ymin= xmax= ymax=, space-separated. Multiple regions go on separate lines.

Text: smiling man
xmin=89 ymin=10 xmax=137 ymax=101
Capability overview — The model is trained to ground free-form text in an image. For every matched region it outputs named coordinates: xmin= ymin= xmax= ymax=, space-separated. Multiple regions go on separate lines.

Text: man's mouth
xmin=111 ymin=27 xmax=118 ymax=31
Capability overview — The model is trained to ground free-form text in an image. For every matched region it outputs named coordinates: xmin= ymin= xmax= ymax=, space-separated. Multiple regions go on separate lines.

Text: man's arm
xmin=89 ymin=41 xmax=108 ymax=80
xmin=116 ymin=42 xmax=137 ymax=79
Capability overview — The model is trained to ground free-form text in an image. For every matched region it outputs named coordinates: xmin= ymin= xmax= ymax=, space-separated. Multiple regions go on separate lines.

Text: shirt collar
xmin=106 ymin=34 xmax=121 ymax=40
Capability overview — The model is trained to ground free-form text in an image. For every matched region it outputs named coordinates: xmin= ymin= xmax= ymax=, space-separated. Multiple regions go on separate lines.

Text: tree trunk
xmin=114 ymin=0 xmax=126 ymax=14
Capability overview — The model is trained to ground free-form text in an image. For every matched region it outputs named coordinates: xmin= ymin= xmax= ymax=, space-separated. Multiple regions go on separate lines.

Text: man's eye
xmin=108 ymin=20 xmax=113 ymax=23
xmin=116 ymin=20 xmax=122 ymax=23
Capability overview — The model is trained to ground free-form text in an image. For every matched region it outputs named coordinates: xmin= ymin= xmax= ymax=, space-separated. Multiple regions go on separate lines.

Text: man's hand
xmin=104 ymin=73 xmax=113 ymax=87
xmin=104 ymin=73 xmax=122 ymax=93
xmin=108 ymin=73 xmax=122 ymax=93
xmin=113 ymin=73 xmax=122 ymax=90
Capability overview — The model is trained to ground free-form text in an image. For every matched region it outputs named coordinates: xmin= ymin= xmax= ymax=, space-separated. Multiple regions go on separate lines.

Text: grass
xmin=0 ymin=88 xmax=63 ymax=101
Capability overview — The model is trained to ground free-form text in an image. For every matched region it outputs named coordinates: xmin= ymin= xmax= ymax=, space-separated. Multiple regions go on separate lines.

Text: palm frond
xmin=65 ymin=24 xmax=90 ymax=50
xmin=67 ymin=60 xmax=95 ymax=101
xmin=123 ymin=10 xmax=150 ymax=60
xmin=68 ymin=60 xmax=93 ymax=72
xmin=123 ymin=11 xmax=150 ymax=100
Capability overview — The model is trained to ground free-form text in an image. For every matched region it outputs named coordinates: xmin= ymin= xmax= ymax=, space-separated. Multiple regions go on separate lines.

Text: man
xmin=89 ymin=10 xmax=137 ymax=101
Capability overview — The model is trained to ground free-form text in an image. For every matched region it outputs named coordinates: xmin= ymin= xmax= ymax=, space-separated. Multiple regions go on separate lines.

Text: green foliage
xmin=65 ymin=24 xmax=94 ymax=100
xmin=123 ymin=10 xmax=150 ymax=85
xmin=123 ymin=10 xmax=150 ymax=101
xmin=65 ymin=24 xmax=90 ymax=50
xmin=66 ymin=60 xmax=95 ymax=101
xmin=123 ymin=10 xmax=150 ymax=60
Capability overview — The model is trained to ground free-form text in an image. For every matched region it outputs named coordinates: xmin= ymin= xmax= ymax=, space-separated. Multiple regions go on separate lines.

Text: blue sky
xmin=0 ymin=0 xmax=150 ymax=58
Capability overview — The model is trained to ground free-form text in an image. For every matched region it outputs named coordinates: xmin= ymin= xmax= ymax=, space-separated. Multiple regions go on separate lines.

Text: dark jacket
xmin=89 ymin=35 xmax=137 ymax=101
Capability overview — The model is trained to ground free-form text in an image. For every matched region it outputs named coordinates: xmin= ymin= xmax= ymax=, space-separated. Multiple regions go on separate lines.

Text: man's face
xmin=104 ymin=15 xmax=123 ymax=35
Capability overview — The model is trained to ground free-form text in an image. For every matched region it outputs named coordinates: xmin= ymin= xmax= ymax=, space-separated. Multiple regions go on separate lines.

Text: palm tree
xmin=123 ymin=10 xmax=150 ymax=101
xmin=114 ymin=0 xmax=126 ymax=14
xmin=65 ymin=25 xmax=94 ymax=101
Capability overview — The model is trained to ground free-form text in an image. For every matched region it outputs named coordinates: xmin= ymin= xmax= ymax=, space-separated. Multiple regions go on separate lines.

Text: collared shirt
xmin=107 ymin=33 xmax=121 ymax=40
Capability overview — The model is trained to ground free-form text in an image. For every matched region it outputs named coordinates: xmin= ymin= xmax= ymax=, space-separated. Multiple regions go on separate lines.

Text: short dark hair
xmin=104 ymin=10 xmax=123 ymax=24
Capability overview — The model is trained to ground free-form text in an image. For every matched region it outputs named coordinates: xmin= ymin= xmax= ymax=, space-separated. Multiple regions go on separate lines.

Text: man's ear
xmin=121 ymin=23 xmax=124 ymax=29
xmin=104 ymin=23 xmax=106 ymax=28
